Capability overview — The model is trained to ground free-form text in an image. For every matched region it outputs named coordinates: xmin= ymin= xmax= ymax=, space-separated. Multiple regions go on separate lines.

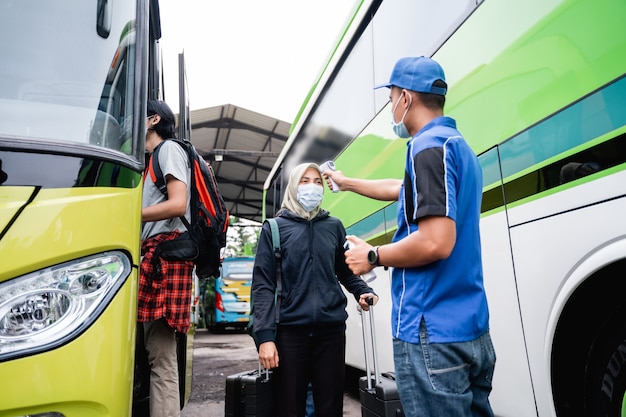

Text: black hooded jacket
xmin=252 ymin=209 xmax=375 ymax=345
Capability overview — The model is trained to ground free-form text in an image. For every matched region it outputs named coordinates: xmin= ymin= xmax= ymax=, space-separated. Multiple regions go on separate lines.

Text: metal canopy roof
xmin=186 ymin=104 xmax=290 ymax=224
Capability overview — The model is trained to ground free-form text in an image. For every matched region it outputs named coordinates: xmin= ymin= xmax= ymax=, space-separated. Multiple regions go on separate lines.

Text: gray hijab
xmin=280 ymin=162 xmax=322 ymax=220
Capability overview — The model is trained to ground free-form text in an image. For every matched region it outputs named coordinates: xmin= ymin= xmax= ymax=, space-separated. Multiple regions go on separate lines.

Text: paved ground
xmin=180 ymin=328 xmax=361 ymax=417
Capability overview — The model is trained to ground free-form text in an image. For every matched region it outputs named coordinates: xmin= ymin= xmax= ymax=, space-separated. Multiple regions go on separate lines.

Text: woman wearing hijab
xmin=252 ymin=163 xmax=378 ymax=417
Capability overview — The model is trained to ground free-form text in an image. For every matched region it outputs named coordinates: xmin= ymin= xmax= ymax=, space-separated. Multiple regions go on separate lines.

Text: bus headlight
xmin=0 ymin=251 xmax=131 ymax=360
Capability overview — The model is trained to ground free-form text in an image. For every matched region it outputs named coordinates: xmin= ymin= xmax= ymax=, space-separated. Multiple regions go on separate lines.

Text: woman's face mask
xmin=297 ymin=183 xmax=324 ymax=212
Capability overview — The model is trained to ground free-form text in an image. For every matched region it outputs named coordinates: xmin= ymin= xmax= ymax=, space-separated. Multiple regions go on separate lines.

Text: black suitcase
xmin=358 ymin=300 xmax=405 ymax=417
xmin=225 ymin=366 xmax=274 ymax=417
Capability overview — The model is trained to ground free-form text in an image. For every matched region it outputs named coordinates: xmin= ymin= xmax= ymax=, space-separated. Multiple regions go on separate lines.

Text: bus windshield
xmin=221 ymin=259 xmax=254 ymax=281
xmin=0 ymin=0 xmax=139 ymax=156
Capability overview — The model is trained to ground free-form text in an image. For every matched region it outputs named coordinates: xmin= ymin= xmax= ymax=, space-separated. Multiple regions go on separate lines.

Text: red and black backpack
xmin=147 ymin=139 xmax=229 ymax=279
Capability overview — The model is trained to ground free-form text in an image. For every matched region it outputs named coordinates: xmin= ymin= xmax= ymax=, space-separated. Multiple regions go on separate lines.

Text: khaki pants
xmin=143 ymin=318 xmax=180 ymax=417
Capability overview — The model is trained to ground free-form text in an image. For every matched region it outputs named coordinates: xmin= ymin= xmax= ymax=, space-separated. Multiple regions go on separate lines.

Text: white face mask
xmin=297 ymin=183 xmax=324 ymax=212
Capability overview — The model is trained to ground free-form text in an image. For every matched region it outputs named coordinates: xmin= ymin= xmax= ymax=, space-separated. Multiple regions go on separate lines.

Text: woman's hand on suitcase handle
xmin=259 ymin=341 xmax=279 ymax=370
xmin=358 ymin=293 xmax=378 ymax=311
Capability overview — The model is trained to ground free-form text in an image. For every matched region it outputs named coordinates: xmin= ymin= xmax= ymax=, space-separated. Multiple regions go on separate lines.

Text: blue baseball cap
xmin=375 ymin=56 xmax=447 ymax=95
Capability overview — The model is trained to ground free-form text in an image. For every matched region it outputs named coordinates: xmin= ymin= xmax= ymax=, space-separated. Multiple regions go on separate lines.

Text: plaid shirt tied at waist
xmin=138 ymin=231 xmax=194 ymax=333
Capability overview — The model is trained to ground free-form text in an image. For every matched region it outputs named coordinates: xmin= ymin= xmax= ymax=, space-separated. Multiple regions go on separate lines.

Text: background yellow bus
xmin=201 ymin=257 xmax=254 ymax=333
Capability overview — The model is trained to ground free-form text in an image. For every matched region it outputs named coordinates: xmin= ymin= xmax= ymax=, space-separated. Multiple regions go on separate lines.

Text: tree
xmin=223 ymin=216 xmax=261 ymax=258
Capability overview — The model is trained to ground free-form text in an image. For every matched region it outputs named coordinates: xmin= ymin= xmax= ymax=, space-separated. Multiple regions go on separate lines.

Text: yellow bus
xmin=202 ymin=257 xmax=254 ymax=332
xmin=0 ymin=1 xmax=190 ymax=415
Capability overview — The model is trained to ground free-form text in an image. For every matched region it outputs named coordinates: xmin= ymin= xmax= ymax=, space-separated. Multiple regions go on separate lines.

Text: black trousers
xmin=273 ymin=326 xmax=346 ymax=417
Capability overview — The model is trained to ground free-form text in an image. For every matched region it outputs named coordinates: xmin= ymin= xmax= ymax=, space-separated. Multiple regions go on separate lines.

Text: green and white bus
xmin=263 ymin=0 xmax=626 ymax=415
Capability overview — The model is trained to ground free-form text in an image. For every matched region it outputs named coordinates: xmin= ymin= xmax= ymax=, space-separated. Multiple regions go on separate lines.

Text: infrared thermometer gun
xmin=319 ymin=161 xmax=340 ymax=193
xmin=343 ymin=241 xmax=377 ymax=282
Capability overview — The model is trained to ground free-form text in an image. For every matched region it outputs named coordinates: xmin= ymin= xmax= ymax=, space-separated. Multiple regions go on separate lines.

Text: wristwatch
xmin=367 ymin=246 xmax=380 ymax=266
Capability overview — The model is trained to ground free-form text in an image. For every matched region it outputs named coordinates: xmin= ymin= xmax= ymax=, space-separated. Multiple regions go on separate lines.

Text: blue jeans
xmin=305 ymin=382 xmax=315 ymax=417
xmin=393 ymin=321 xmax=496 ymax=417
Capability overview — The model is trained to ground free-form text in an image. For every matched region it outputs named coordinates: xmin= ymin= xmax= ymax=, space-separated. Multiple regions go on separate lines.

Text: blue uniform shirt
xmin=392 ymin=116 xmax=489 ymax=344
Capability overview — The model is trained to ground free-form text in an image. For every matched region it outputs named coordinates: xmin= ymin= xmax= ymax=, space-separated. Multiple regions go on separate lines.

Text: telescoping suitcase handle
xmin=361 ymin=297 xmax=381 ymax=390
xmin=258 ymin=362 xmax=272 ymax=381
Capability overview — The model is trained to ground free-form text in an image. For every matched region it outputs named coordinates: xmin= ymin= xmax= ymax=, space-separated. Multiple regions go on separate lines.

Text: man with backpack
xmin=139 ymin=99 xmax=193 ymax=417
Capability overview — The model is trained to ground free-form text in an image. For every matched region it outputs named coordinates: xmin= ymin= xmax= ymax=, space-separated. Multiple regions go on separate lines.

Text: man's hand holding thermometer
xmin=319 ymin=161 xmax=340 ymax=192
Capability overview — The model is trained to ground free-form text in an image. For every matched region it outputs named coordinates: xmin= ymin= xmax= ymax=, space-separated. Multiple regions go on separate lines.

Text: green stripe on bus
xmin=479 ymin=76 xmax=626 ymax=213
xmin=499 ymin=76 xmax=626 ymax=180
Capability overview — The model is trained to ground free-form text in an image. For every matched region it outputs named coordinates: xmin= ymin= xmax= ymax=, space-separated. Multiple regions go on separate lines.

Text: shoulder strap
xmin=148 ymin=139 xmax=194 ymax=231
xmin=148 ymin=139 xmax=189 ymax=196
xmin=265 ymin=218 xmax=282 ymax=324
xmin=266 ymin=218 xmax=280 ymax=255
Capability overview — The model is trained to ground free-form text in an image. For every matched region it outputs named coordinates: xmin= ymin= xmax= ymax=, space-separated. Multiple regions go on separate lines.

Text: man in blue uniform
xmin=325 ymin=56 xmax=496 ymax=417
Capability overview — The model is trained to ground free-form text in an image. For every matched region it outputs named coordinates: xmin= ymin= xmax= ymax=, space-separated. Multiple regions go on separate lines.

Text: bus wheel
xmin=585 ymin=304 xmax=626 ymax=417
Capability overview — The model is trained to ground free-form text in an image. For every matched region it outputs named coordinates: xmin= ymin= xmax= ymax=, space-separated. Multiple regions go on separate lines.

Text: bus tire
xmin=585 ymin=303 xmax=626 ymax=417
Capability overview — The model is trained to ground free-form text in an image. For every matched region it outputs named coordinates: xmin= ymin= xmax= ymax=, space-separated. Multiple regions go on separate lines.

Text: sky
xmin=158 ymin=0 xmax=357 ymax=123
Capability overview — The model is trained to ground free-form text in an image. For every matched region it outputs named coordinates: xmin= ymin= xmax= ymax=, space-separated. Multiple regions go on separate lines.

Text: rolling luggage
xmin=225 ymin=365 xmax=274 ymax=417
xmin=359 ymin=300 xmax=405 ymax=417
